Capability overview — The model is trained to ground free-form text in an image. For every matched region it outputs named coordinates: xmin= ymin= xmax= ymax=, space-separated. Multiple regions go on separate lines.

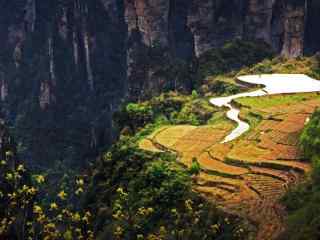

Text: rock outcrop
xmin=124 ymin=0 xmax=318 ymax=99
xmin=188 ymin=0 xmax=244 ymax=57
xmin=0 ymin=0 xmax=127 ymax=165
xmin=281 ymin=0 xmax=306 ymax=58
xmin=0 ymin=0 xmax=318 ymax=165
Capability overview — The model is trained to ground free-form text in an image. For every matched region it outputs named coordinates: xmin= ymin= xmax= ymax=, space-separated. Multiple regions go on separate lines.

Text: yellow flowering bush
xmin=0 ymin=155 xmax=95 ymax=240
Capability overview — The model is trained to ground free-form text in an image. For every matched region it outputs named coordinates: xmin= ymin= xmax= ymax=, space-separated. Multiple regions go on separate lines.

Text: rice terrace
xmin=139 ymin=74 xmax=320 ymax=240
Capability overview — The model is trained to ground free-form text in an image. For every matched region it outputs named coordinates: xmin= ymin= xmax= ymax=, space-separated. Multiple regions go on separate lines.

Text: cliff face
xmin=125 ymin=0 xmax=318 ymax=98
xmin=0 ymin=0 xmax=127 ymax=165
xmin=0 ymin=0 xmax=318 ymax=165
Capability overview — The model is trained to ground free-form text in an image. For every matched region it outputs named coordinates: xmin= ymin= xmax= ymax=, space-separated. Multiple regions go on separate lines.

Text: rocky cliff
xmin=0 ymin=0 xmax=318 ymax=166
xmin=125 ymin=0 xmax=319 ymax=97
xmin=0 ymin=0 xmax=127 ymax=165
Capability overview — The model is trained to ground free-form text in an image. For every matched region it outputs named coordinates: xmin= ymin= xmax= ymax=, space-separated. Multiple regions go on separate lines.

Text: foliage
xmin=85 ymin=137 xmax=248 ymax=240
xmin=201 ymin=80 xmax=242 ymax=96
xmin=300 ymin=109 xmax=320 ymax=160
xmin=0 ymin=159 xmax=94 ymax=240
xmin=237 ymin=55 xmax=320 ymax=80
xmin=281 ymin=109 xmax=320 ymax=240
xmin=197 ymin=40 xmax=274 ymax=96
xmin=189 ymin=158 xmax=201 ymax=176
xmin=191 ymin=90 xmax=199 ymax=99
xmin=114 ymin=103 xmax=154 ymax=134
xmin=114 ymin=91 xmax=220 ymax=135
xmin=197 ymin=40 xmax=274 ymax=83
xmin=0 ymin=122 xmax=94 ymax=240
xmin=281 ymin=178 xmax=320 ymax=240
xmin=235 ymin=93 xmax=320 ymax=110
xmin=132 ymin=42 xmax=195 ymax=99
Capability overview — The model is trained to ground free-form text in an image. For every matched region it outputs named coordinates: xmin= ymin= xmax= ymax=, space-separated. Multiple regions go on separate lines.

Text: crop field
xmin=235 ymin=92 xmax=320 ymax=110
xmin=139 ymin=139 xmax=163 ymax=152
xmin=198 ymin=152 xmax=249 ymax=175
xmin=140 ymin=92 xmax=320 ymax=240
xmin=153 ymin=125 xmax=197 ymax=148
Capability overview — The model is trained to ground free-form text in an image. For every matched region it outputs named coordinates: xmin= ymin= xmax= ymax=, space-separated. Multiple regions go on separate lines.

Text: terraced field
xmin=139 ymin=92 xmax=320 ymax=240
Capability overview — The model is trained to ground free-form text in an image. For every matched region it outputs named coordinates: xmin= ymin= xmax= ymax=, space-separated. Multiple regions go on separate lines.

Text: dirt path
xmin=210 ymin=74 xmax=320 ymax=143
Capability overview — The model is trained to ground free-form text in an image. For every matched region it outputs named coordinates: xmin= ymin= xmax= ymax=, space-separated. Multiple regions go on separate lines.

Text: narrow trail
xmin=210 ymin=89 xmax=266 ymax=142
xmin=210 ymin=74 xmax=320 ymax=143
xmin=140 ymin=74 xmax=320 ymax=240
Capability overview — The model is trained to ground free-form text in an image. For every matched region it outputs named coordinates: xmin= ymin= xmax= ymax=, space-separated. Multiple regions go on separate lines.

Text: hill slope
xmin=140 ymin=90 xmax=320 ymax=240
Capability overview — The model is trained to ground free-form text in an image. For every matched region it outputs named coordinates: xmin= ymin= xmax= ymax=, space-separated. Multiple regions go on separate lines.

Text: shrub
xmin=281 ymin=108 xmax=320 ymax=240
xmin=197 ymin=40 xmax=274 ymax=82
xmin=87 ymin=141 xmax=248 ymax=240
xmin=189 ymin=158 xmax=201 ymax=176
xmin=300 ymin=109 xmax=320 ymax=160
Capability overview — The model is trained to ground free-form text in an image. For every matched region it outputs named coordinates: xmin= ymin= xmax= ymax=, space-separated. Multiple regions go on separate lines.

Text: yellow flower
xmin=27 ymin=187 xmax=37 ymax=195
xmin=76 ymin=178 xmax=84 ymax=186
xmin=33 ymin=205 xmax=43 ymax=214
xmin=137 ymin=234 xmax=144 ymax=240
xmin=147 ymin=207 xmax=154 ymax=214
xmin=0 ymin=160 xmax=6 ymax=165
xmin=87 ymin=230 xmax=94 ymax=240
xmin=72 ymin=212 xmax=81 ymax=222
xmin=62 ymin=209 xmax=71 ymax=215
xmin=116 ymin=187 xmax=127 ymax=197
xmin=17 ymin=164 xmax=25 ymax=172
xmin=211 ymin=224 xmax=220 ymax=234
xmin=5 ymin=173 xmax=13 ymax=181
xmin=45 ymin=223 xmax=56 ymax=230
xmin=35 ymin=175 xmax=45 ymax=184
xmin=56 ymin=214 xmax=63 ymax=221
xmin=63 ymin=230 xmax=73 ymax=240
xmin=36 ymin=214 xmax=46 ymax=224
xmin=114 ymin=226 xmax=123 ymax=237
xmin=159 ymin=226 xmax=167 ymax=236
xmin=112 ymin=210 xmax=122 ymax=220
xmin=75 ymin=187 xmax=84 ymax=195
xmin=50 ymin=202 xmax=58 ymax=210
xmin=8 ymin=192 xmax=17 ymax=200
xmin=5 ymin=151 xmax=13 ymax=157
xmin=83 ymin=211 xmax=92 ymax=223
xmin=58 ymin=190 xmax=67 ymax=200
xmin=22 ymin=185 xmax=29 ymax=192
xmin=171 ymin=208 xmax=178 ymax=216
xmin=185 ymin=199 xmax=193 ymax=211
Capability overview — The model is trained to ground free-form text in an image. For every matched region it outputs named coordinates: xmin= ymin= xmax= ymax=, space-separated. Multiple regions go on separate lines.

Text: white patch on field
xmin=210 ymin=74 xmax=320 ymax=143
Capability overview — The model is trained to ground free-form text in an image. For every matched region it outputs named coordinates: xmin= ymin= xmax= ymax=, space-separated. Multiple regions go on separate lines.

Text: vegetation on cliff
xmin=114 ymin=91 xmax=227 ymax=137
xmin=2 ymin=38 xmax=320 ymax=240
xmin=0 ymin=123 xmax=95 ymax=239
xmin=281 ymin=109 xmax=320 ymax=240
xmin=0 ymin=90 xmax=247 ymax=239
xmin=85 ymin=138 xmax=247 ymax=239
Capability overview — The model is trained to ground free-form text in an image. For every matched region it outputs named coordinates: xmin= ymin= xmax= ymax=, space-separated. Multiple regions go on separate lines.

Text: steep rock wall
xmin=124 ymin=0 xmax=317 ymax=100
xmin=305 ymin=0 xmax=320 ymax=54
xmin=0 ymin=0 xmax=127 ymax=165
xmin=281 ymin=0 xmax=306 ymax=57
xmin=188 ymin=0 xmax=245 ymax=57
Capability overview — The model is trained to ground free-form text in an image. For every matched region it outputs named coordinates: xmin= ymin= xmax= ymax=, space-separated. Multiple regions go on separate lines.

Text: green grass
xmin=235 ymin=93 xmax=320 ymax=110
xmin=237 ymin=56 xmax=320 ymax=80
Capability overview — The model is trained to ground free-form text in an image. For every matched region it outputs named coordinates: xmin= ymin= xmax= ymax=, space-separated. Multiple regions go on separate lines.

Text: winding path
xmin=210 ymin=74 xmax=320 ymax=143
xmin=140 ymin=74 xmax=320 ymax=240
